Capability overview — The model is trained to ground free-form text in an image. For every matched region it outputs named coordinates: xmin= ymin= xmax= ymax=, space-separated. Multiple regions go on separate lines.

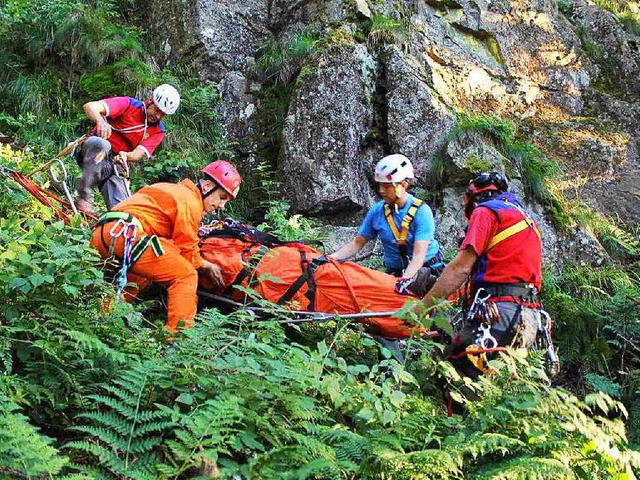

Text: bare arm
xmin=420 ymin=247 xmax=478 ymax=309
xmin=403 ymin=240 xmax=429 ymax=278
xmin=83 ymin=101 xmax=111 ymax=139
xmin=114 ymin=147 xmax=147 ymax=166
xmin=332 ymin=235 xmax=369 ymax=261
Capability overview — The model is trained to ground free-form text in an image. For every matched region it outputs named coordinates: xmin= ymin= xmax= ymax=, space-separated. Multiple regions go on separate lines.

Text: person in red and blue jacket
xmin=74 ymin=84 xmax=180 ymax=212
xmin=417 ymin=172 xmax=543 ymax=375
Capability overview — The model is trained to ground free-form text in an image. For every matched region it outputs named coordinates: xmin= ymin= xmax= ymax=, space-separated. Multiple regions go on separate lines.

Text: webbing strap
xmin=130 ymin=235 xmax=164 ymax=264
xmin=277 ymin=253 xmax=330 ymax=308
xmin=486 ymin=218 xmax=541 ymax=251
xmin=224 ymin=245 xmax=270 ymax=294
xmin=278 ymin=252 xmax=312 ymax=306
xmin=383 ymin=198 xmax=423 ymax=244
xmin=97 ymin=211 xmax=142 ymax=229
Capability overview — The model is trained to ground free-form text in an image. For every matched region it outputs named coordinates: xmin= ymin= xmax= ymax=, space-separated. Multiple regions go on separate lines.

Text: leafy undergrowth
xmin=1 ymin=146 xmax=639 ymax=478
xmin=3 ymin=301 xmax=640 ymax=478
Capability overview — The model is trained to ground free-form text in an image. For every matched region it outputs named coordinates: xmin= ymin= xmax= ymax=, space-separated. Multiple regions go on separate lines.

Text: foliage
xmin=2 ymin=0 xmax=640 ymax=477
xmin=255 ymin=27 xmax=319 ymax=85
xmin=545 ymin=183 xmax=639 ymax=258
xmin=257 ymin=82 xmax=296 ymax=161
xmin=558 ymin=0 xmax=573 ymax=14
xmin=258 ymin=200 xmax=320 ymax=242
xmin=542 ymin=262 xmax=640 ymax=446
xmin=450 ymin=113 xmax=562 ymax=199
xmin=0 ymin=383 xmax=70 ymax=478
xmin=0 ymin=0 xmax=146 ymax=149
xmin=254 ymin=27 xmax=314 ymax=174
xmin=367 ymin=13 xmax=409 ymax=48
xmin=58 ymin=310 xmax=640 ymax=478
xmin=0 ymin=0 xmax=232 ymax=205
xmin=66 ymin=361 xmax=175 ymax=479
xmin=591 ymin=0 xmax=640 ymax=38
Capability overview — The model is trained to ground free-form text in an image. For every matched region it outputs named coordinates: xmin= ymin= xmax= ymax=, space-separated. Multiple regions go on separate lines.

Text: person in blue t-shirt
xmin=332 ymin=154 xmax=444 ymax=282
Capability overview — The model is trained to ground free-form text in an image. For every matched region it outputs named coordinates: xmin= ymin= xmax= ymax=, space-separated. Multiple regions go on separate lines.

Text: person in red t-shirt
xmin=75 ymin=84 xmax=181 ymax=212
xmin=416 ymin=172 xmax=546 ymax=376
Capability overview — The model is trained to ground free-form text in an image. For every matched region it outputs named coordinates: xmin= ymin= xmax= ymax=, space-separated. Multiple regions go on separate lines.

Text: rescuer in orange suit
xmin=90 ymin=160 xmax=242 ymax=333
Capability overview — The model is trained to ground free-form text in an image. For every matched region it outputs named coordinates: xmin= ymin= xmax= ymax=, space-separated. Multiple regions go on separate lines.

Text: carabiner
xmin=473 ymin=288 xmax=491 ymax=305
xmin=477 ymin=322 xmax=498 ymax=349
xmin=123 ymin=222 xmax=137 ymax=241
xmin=109 ymin=219 xmax=128 ymax=237
xmin=48 ymin=158 xmax=68 ymax=185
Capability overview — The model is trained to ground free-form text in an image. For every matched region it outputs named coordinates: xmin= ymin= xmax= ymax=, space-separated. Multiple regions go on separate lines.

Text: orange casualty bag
xmin=198 ymin=221 xmax=422 ymax=339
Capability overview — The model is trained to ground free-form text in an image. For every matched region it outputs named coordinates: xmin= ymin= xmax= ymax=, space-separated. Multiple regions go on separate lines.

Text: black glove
xmin=394 ymin=267 xmax=438 ymax=298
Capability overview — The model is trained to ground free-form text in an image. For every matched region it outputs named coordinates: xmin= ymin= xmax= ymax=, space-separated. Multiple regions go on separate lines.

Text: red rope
xmin=9 ymin=170 xmax=97 ymax=226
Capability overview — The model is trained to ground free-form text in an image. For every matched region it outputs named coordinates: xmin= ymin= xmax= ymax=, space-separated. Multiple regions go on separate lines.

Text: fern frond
xmin=451 ymin=432 xmax=527 ymax=459
xmin=368 ymin=448 xmax=463 ymax=479
xmin=66 ymin=361 xmax=173 ymax=479
xmin=468 ymin=455 xmax=574 ymax=479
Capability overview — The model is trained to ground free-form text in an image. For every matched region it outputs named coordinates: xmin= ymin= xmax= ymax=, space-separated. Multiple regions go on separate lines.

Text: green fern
xmin=367 ymin=448 xmax=463 ymax=479
xmin=469 ymin=456 xmax=574 ymax=479
xmin=65 ymin=361 xmax=174 ymax=479
xmin=0 ymin=389 xmax=69 ymax=478
xmin=158 ymin=395 xmax=246 ymax=477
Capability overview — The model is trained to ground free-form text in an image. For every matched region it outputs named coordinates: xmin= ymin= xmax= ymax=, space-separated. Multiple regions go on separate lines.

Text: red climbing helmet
xmin=202 ymin=160 xmax=242 ymax=199
xmin=464 ymin=171 xmax=509 ymax=219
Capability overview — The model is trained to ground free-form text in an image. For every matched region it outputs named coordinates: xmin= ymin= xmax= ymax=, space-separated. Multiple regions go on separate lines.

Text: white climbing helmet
xmin=152 ymin=84 xmax=180 ymax=115
xmin=374 ymin=154 xmax=415 ymax=183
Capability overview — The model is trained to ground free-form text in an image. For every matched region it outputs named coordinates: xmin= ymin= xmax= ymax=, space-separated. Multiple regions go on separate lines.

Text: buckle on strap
xmin=475 ymin=283 xmax=538 ymax=300
xmin=96 ymin=211 xmax=142 ymax=229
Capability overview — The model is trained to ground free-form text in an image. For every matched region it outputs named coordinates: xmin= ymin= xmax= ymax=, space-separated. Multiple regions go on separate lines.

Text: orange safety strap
xmin=328 ymin=256 xmax=362 ymax=312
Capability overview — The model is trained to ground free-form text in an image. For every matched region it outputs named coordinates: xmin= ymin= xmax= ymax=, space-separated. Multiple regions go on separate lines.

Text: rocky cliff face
xmin=138 ymin=0 xmax=639 ymax=266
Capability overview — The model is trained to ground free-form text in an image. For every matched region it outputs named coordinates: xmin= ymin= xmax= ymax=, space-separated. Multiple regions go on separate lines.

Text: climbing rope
xmin=1 ymin=137 xmax=97 ymax=226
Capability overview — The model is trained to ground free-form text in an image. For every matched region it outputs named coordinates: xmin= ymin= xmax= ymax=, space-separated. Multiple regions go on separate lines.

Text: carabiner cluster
xmin=466 ymin=288 xmax=499 ymax=349
xmin=108 ymin=219 xmax=138 ymax=296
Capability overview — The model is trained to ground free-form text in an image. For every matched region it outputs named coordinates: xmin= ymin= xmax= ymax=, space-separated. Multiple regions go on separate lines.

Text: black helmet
xmin=464 ymin=172 xmax=509 ymax=219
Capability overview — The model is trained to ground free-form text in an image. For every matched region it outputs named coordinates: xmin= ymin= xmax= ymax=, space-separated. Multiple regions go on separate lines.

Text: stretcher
xmin=197 ymin=219 xmax=426 ymax=339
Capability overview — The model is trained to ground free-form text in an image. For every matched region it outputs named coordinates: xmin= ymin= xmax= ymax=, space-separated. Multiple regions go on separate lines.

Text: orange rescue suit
xmin=91 ymin=179 xmax=205 ymax=332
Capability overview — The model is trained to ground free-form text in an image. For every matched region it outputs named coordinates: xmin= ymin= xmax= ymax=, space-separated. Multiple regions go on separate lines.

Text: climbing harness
xmin=384 ymin=197 xmax=424 ymax=269
xmin=96 ymin=211 xmax=164 ymax=297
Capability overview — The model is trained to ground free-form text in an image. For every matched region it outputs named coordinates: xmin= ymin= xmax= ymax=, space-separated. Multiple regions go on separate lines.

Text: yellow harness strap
xmin=383 ymin=198 xmax=424 ymax=244
xmin=486 ymin=218 xmax=541 ymax=251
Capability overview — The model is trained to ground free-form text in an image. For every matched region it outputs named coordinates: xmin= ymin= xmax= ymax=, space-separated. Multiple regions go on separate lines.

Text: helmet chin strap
xmin=198 ymin=179 xmax=218 ymax=200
